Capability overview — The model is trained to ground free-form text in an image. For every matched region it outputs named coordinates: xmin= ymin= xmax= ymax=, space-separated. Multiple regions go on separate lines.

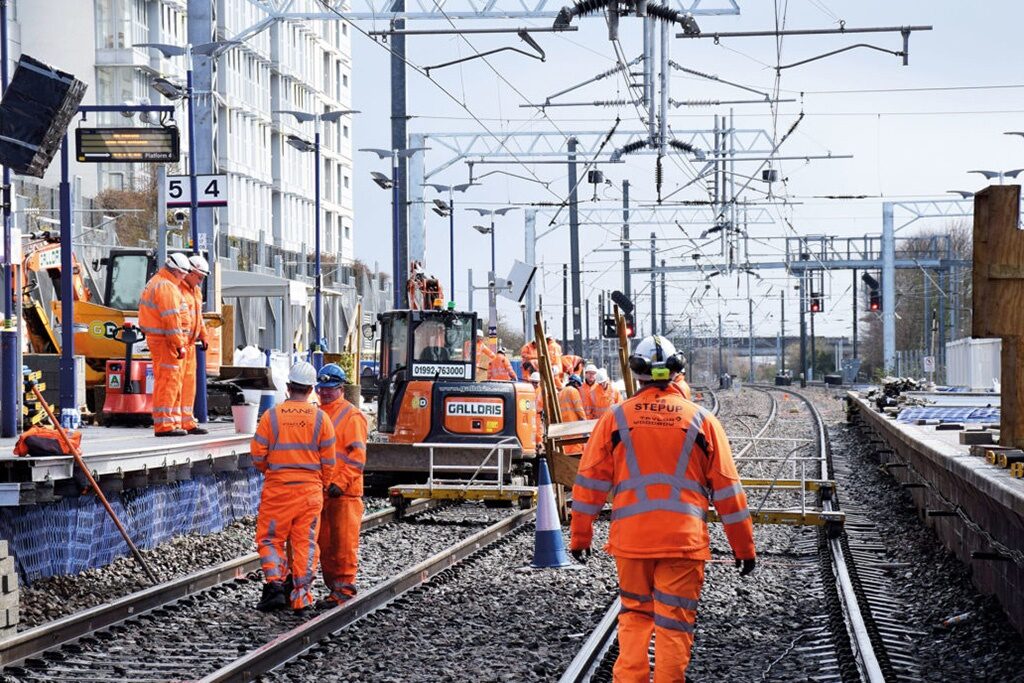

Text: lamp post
xmin=361 ymin=146 xmax=428 ymax=308
xmin=140 ymin=39 xmax=237 ymax=423
xmin=276 ymin=109 xmax=358 ymax=370
xmin=468 ymin=207 xmax=517 ymax=348
xmin=424 ymin=182 xmax=474 ymax=304
xmin=1 ymin=0 xmax=15 ymax=437
xmin=967 ymin=168 xmax=1024 ymax=185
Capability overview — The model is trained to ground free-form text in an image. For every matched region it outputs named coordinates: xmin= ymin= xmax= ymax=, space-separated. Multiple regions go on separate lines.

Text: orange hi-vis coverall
xmin=547 ymin=339 xmax=564 ymax=387
xmin=178 ymin=282 xmax=208 ymax=432
xmin=487 ymin=353 xmax=518 ymax=381
xmin=138 ymin=267 xmax=187 ymax=434
xmin=570 ymin=383 xmax=755 ymax=683
xmin=583 ymin=382 xmax=621 ymax=420
xmin=533 ymin=384 xmax=545 ymax=449
xmin=561 ymin=354 xmax=584 ymax=377
xmin=251 ymin=400 xmax=336 ymax=609
xmin=558 ymin=384 xmax=587 ymax=455
xmin=476 ymin=339 xmax=496 ymax=381
xmin=318 ymin=397 xmax=367 ymax=604
xmin=580 ymin=381 xmax=600 ymax=420
xmin=520 ymin=341 xmax=538 ymax=379
xmin=672 ymin=374 xmax=693 ymax=401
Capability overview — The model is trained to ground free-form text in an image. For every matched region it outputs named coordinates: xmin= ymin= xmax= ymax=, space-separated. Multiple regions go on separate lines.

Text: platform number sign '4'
xmin=164 ymin=174 xmax=229 ymax=209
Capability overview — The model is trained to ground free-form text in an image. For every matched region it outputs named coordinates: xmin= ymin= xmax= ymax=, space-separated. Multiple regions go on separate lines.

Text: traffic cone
xmin=531 ymin=456 xmax=571 ymax=569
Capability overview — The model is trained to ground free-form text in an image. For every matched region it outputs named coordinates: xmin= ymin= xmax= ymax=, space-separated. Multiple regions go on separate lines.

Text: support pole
xmin=524 ymin=209 xmax=537 ymax=332
xmin=852 ymin=268 xmax=858 ymax=359
xmin=0 ymin=0 xmax=17 ymax=437
xmin=810 ymin=306 xmax=817 ymax=382
xmin=391 ymin=0 xmax=409 ymax=305
xmin=391 ymin=151 xmax=402 ymax=308
xmin=407 ymin=134 xmax=425 ymax=265
xmin=650 ymin=232 xmax=656 ymax=335
xmin=748 ymin=297 xmax=754 ymax=382
xmin=799 ymin=273 xmax=807 ymax=387
xmin=643 ymin=17 xmax=655 ymax=143
xmin=779 ymin=289 xmax=785 ymax=375
xmin=567 ymin=138 xmax=582 ymax=355
xmin=562 ymin=263 xmax=568 ymax=351
xmin=312 ymin=124 xmax=323 ymax=369
xmin=660 ymin=259 xmax=666 ymax=336
xmin=59 ymin=138 xmax=75 ymax=413
xmin=882 ymin=202 xmax=896 ymax=372
xmin=622 ymin=179 xmax=630 ymax=296
xmin=717 ymin=310 xmax=724 ymax=377
xmin=658 ymin=20 xmax=669 ymax=154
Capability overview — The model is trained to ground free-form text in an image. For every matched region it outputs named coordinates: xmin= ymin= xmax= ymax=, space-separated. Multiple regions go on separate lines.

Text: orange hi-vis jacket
xmin=570 ymin=383 xmax=756 ymax=561
xmin=561 ymin=354 xmax=584 ymax=376
xmin=477 ymin=339 xmax=496 ymax=372
xmin=320 ymin=398 xmax=368 ymax=497
xmin=487 ymin=353 xmax=517 ymax=381
xmin=250 ymin=400 xmax=336 ymax=487
xmin=558 ymin=384 xmax=587 ymax=455
xmin=547 ymin=339 xmax=563 ymax=379
xmin=672 ymin=374 xmax=692 ymax=401
xmin=584 ymin=382 xmax=621 ymax=420
xmin=580 ymin=381 xmax=600 ymax=419
xmin=138 ymin=268 xmax=186 ymax=349
xmin=520 ymin=341 xmax=538 ymax=378
xmin=178 ymin=282 xmax=208 ymax=344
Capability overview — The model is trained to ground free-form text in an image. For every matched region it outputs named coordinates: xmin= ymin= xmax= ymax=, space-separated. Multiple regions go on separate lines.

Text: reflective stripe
xmin=653 ymin=613 xmax=695 ymax=633
xmin=159 ymin=308 xmax=178 ymax=317
xmin=346 ymin=440 xmax=365 ymax=452
xmin=653 ymin=589 xmax=698 ymax=610
xmin=321 ymin=458 xmax=336 ymax=466
xmin=267 ymin=462 xmax=321 ymax=471
xmin=269 ymin=409 xmax=280 ymax=442
xmin=312 ymin=411 xmax=323 ymax=448
xmin=332 ymin=405 xmax=352 ymax=429
xmin=140 ymin=299 xmax=159 ymax=310
xmin=671 ymin=410 xmax=706 ymax=499
xmin=153 ymin=417 xmax=177 ymax=425
xmin=713 ymin=482 xmax=743 ymax=502
xmin=253 ymin=434 xmax=270 ymax=446
xmin=620 ymin=589 xmax=653 ymax=603
xmin=304 ymin=516 xmax=319 ymax=587
xmin=620 ymin=605 xmax=653 ymax=617
xmin=611 ymin=498 xmax=707 ymax=522
xmin=613 ymin=473 xmax=708 ymax=499
xmin=320 ymin=436 xmax=337 ymax=449
xmin=158 ymin=363 xmax=178 ymax=370
xmin=252 ymin=455 xmax=267 ymax=462
xmin=575 ymin=473 xmax=612 ymax=493
xmin=339 ymin=452 xmax=365 ymax=470
xmin=572 ymin=500 xmax=604 ymax=516
xmin=258 ymin=520 xmax=284 ymax=577
xmin=269 ymin=442 xmax=320 ymax=451
xmin=720 ymin=509 xmax=751 ymax=524
xmin=611 ymin=406 xmax=644 ymax=498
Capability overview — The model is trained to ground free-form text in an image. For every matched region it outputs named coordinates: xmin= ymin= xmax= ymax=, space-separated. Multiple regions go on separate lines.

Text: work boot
xmin=186 ymin=427 xmax=209 ymax=435
xmin=155 ymin=429 xmax=188 ymax=437
xmin=282 ymin=574 xmax=294 ymax=597
xmin=256 ymin=582 xmax=287 ymax=612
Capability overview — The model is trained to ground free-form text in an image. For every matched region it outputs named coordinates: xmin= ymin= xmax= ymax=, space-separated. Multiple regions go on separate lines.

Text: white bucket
xmin=231 ymin=403 xmax=259 ymax=434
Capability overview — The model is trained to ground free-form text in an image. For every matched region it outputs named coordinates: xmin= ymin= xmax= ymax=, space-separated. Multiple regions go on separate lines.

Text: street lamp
xmin=276 ymin=108 xmax=359 ymax=370
xmin=360 ymin=146 xmax=428 ymax=308
xmin=967 ymin=168 xmax=1024 ymax=185
xmin=139 ymin=39 xmax=239 ymax=423
xmin=466 ymin=207 xmax=518 ymax=345
xmin=424 ymin=182 xmax=475 ymax=306
xmin=946 ymin=190 xmax=974 ymax=199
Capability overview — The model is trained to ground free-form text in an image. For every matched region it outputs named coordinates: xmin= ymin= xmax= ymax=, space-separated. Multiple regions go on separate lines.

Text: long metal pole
xmin=185 ymin=53 xmax=208 ymax=423
xmin=799 ymin=275 xmax=807 ymax=387
xmin=643 ymin=17 xmax=655 ymax=142
xmin=882 ymin=202 xmax=896 ymax=372
xmin=312 ymin=122 xmax=323 ymax=369
xmin=660 ymin=259 xmax=666 ymax=336
xmin=852 ymin=268 xmax=858 ymax=358
xmin=0 ymin=0 xmax=16 ymax=437
xmin=649 ymin=232 xmax=656 ymax=335
xmin=622 ymin=179 xmax=631 ymax=296
xmin=448 ymin=190 xmax=455 ymax=303
xmin=392 ymin=0 xmax=409 ymax=305
xmin=779 ymin=289 xmax=785 ymax=374
xmin=487 ymin=216 xmax=497 ymax=345
xmin=584 ymin=298 xmax=590 ymax=358
xmin=809 ymin=306 xmax=817 ymax=382
xmin=748 ymin=297 xmax=754 ymax=382
xmin=59 ymin=138 xmax=75 ymax=413
xmin=524 ymin=210 xmax=536 ymax=329
xmin=717 ymin=310 xmax=724 ymax=377
xmin=562 ymin=263 xmax=568 ymax=350
xmin=391 ymin=152 xmax=402 ymax=308
xmin=568 ymin=138 xmax=582 ymax=355
xmin=658 ymin=20 xmax=669 ymax=154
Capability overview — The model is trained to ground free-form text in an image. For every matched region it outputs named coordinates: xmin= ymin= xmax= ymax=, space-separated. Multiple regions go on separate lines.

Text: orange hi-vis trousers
xmin=179 ymin=345 xmax=197 ymax=431
xmin=256 ymin=483 xmax=323 ymax=609
xmin=318 ymin=495 xmax=363 ymax=603
xmin=615 ymin=556 xmax=705 ymax=683
xmin=150 ymin=339 xmax=183 ymax=434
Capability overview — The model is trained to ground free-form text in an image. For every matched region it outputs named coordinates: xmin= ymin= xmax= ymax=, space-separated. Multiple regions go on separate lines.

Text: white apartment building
xmin=9 ymin=0 xmax=355 ymax=269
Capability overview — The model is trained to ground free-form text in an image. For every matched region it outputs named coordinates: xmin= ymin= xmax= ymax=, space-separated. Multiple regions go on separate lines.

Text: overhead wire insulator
xmin=610 ymin=139 xmax=647 ymax=161
xmin=655 ymin=154 xmax=664 ymax=203
xmin=554 ymin=0 xmax=610 ymax=28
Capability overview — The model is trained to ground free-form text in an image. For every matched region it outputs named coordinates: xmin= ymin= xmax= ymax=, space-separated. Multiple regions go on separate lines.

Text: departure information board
xmin=75 ymin=126 xmax=180 ymax=163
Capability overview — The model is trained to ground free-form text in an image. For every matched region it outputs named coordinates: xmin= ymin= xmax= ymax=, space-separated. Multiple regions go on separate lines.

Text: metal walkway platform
xmin=0 ymin=423 xmax=254 ymax=506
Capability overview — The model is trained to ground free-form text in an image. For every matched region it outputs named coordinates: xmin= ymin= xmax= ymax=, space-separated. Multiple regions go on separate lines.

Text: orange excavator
xmin=366 ymin=308 xmax=537 ymax=478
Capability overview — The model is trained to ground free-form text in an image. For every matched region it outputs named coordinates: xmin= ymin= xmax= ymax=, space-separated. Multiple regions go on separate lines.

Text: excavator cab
xmin=374 ymin=309 xmax=537 ymax=458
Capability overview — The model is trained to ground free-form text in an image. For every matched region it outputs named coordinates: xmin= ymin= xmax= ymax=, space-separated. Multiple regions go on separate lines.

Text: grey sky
xmin=350 ymin=1 xmax=1024 ymax=340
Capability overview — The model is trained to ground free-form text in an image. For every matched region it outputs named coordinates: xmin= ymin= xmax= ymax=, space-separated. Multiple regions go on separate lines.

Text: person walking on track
xmin=251 ymin=362 xmax=336 ymax=612
xmin=570 ymin=335 xmax=756 ymax=682
xmin=315 ymin=363 xmax=367 ymax=605
xmin=138 ymin=252 xmax=192 ymax=437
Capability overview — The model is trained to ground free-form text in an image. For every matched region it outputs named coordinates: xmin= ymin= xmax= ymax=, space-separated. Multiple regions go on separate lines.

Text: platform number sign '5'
xmin=164 ymin=174 xmax=229 ymax=209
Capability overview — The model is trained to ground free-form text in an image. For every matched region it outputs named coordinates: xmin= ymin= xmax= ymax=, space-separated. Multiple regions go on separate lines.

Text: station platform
xmin=847 ymin=391 xmax=1024 ymax=635
xmin=0 ymin=423 xmax=255 ymax=506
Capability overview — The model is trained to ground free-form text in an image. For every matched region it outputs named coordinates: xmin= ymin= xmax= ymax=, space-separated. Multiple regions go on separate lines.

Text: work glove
xmin=327 ymin=483 xmax=343 ymax=499
xmin=570 ymin=547 xmax=591 ymax=564
xmin=175 ymin=347 xmax=187 ymax=359
xmin=735 ymin=558 xmax=756 ymax=577
xmin=196 ymin=339 xmax=209 ymax=351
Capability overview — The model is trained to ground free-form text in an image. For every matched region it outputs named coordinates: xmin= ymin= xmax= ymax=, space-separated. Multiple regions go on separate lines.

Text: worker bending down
xmin=251 ymin=362 xmax=336 ymax=612
xmin=571 ymin=335 xmax=756 ymax=682
xmin=558 ymin=373 xmax=587 ymax=455
xmin=177 ymin=254 xmax=210 ymax=435
xmin=315 ymin=364 xmax=367 ymax=605
xmin=138 ymin=253 xmax=192 ymax=436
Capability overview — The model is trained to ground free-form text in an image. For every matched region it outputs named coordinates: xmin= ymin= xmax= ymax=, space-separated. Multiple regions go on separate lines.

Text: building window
xmin=342 ymin=23 xmax=348 ymax=36
xmin=343 ymin=125 xmax=349 ymax=138
xmin=342 ymin=73 xmax=348 ymax=88
xmin=343 ymin=175 xmax=350 ymax=189
xmin=344 ymin=224 xmax=351 ymax=240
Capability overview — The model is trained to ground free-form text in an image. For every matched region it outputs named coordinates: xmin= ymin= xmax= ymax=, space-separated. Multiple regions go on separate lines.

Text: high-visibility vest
xmin=589 ymin=383 xmax=622 ymax=420
xmin=250 ymin=400 xmax=336 ymax=486
xmin=570 ymin=383 xmax=755 ymax=560
xmin=477 ymin=340 xmax=497 ymax=371
xmin=138 ymin=268 xmax=186 ymax=348
xmin=580 ymin=382 xmax=600 ymax=420
xmin=487 ymin=354 xmax=517 ymax=381
xmin=320 ymin=398 xmax=367 ymax=496
xmin=558 ymin=385 xmax=586 ymax=422
xmin=672 ymin=374 xmax=692 ymax=401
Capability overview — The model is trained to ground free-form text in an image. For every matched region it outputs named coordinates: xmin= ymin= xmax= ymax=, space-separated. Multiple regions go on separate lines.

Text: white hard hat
xmin=477 ymin=330 xmax=484 ymax=338
xmin=166 ymin=252 xmax=191 ymax=273
xmin=584 ymin=363 xmax=598 ymax=374
xmin=287 ymin=361 xmax=318 ymax=387
xmin=529 ymin=372 xmax=541 ymax=382
xmin=188 ymin=254 xmax=210 ymax=276
xmin=595 ymin=369 xmax=609 ymax=384
xmin=628 ymin=335 xmax=683 ymax=381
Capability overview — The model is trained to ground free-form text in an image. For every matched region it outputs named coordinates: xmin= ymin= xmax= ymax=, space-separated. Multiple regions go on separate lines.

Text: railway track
xmin=561 ymin=385 xmax=917 ymax=683
xmin=0 ymin=500 xmax=534 ymax=682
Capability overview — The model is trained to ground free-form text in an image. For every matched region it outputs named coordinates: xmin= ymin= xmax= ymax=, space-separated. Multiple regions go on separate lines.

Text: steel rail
xmin=732 ymin=386 xmax=777 ymax=459
xmin=0 ymin=499 xmax=442 ymax=668
xmin=198 ymin=507 xmax=535 ymax=683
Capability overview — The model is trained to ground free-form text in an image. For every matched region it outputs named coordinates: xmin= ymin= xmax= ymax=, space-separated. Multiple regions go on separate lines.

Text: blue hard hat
xmin=567 ymin=374 xmax=582 ymax=387
xmin=317 ymin=363 xmax=347 ymax=388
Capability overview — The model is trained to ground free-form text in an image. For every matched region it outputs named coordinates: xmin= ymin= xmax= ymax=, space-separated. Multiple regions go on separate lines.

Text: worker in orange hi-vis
xmin=177 ymin=254 xmax=211 ymax=435
xmin=251 ymin=361 xmax=336 ymax=613
xmin=561 ymin=353 xmax=584 ymax=378
xmin=590 ymin=369 xmax=622 ymax=420
xmin=580 ymin=363 xmax=600 ymax=419
xmin=558 ymin=373 xmax=587 ymax=455
xmin=529 ymin=371 xmax=545 ymax=451
xmin=672 ymin=366 xmax=693 ymax=401
xmin=519 ymin=338 xmax=539 ymax=380
xmin=570 ymin=335 xmax=756 ymax=683
xmin=314 ymin=363 xmax=367 ymax=605
xmin=476 ymin=330 xmax=496 ymax=381
xmin=138 ymin=253 xmax=192 ymax=437
xmin=487 ymin=348 xmax=518 ymax=381
xmin=546 ymin=335 xmax=564 ymax=388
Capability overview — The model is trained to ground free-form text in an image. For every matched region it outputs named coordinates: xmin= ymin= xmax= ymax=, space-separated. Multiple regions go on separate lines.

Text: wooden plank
xmin=973 ymin=185 xmax=1024 ymax=338
xmin=1001 ymin=337 xmax=1024 ymax=449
